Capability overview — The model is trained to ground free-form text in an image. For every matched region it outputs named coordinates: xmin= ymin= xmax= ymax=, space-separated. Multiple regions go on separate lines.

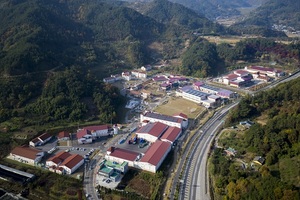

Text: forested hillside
xmin=210 ymin=77 xmax=300 ymax=199
xmin=142 ymin=0 xmax=226 ymax=34
xmin=233 ymin=0 xmax=300 ymax=31
xmin=179 ymin=38 xmax=300 ymax=77
xmin=0 ymin=0 xmax=166 ymax=76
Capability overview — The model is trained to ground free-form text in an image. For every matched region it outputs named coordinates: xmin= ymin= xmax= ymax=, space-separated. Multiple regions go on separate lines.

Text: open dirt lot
xmin=154 ymin=97 xmax=205 ymax=119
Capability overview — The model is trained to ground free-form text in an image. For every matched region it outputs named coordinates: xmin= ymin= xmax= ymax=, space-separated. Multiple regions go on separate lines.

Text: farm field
xmin=154 ymin=97 xmax=205 ymax=119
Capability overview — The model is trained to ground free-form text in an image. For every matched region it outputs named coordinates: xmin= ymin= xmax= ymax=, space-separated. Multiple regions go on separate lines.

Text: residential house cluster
xmin=8 ymin=132 xmax=52 ymax=166
xmin=152 ymin=75 xmax=188 ymax=91
xmin=8 ymin=130 xmax=85 ymax=175
xmin=221 ymin=66 xmax=285 ymax=88
xmin=103 ymin=66 xmax=152 ymax=83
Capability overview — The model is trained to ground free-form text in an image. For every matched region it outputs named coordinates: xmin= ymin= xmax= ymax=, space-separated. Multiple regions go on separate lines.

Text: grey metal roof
xmin=185 ymin=89 xmax=208 ymax=98
xmin=145 ymin=112 xmax=180 ymax=123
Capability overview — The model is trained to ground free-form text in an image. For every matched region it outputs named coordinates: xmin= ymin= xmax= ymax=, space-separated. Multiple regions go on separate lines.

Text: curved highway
xmin=179 ymin=102 xmax=238 ymax=200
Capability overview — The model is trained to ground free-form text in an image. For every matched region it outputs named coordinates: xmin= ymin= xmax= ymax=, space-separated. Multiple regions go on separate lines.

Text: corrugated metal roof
xmin=61 ymin=154 xmax=83 ymax=169
xmin=84 ymin=125 xmax=108 ymax=131
xmin=11 ymin=146 xmax=43 ymax=160
xmin=144 ymin=112 xmax=182 ymax=123
xmin=136 ymin=122 xmax=168 ymax=137
xmin=160 ymin=127 xmax=181 ymax=143
xmin=109 ymin=147 xmax=139 ymax=161
xmin=76 ymin=129 xmax=90 ymax=139
xmin=38 ymin=132 xmax=52 ymax=141
xmin=184 ymin=89 xmax=208 ymax=98
xmin=140 ymin=141 xmax=171 ymax=166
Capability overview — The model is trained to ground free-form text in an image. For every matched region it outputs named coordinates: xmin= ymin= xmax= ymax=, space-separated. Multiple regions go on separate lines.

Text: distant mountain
xmin=141 ymin=0 xmax=226 ymax=34
xmin=123 ymin=0 xmax=267 ymax=20
xmin=233 ymin=0 xmax=300 ymax=30
xmin=170 ymin=0 xmax=251 ymax=20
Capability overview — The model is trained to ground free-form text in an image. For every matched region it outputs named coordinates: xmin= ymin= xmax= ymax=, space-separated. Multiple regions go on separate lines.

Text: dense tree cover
xmin=25 ymin=67 xmax=125 ymax=123
xmin=230 ymin=25 xmax=287 ymax=37
xmin=142 ymin=0 xmax=227 ymax=34
xmin=211 ymin=77 xmax=300 ymax=199
xmin=180 ymin=38 xmax=224 ymax=77
xmin=180 ymin=38 xmax=300 ymax=78
xmin=0 ymin=0 xmax=161 ymax=75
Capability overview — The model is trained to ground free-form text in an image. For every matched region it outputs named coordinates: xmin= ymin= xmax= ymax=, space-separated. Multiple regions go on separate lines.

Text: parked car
xmin=139 ymin=142 xmax=149 ymax=148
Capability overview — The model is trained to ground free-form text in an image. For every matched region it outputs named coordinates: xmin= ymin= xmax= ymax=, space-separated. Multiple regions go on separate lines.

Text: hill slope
xmin=142 ymin=0 xmax=226 ymax=34
xmin=233 ymin=0 xmax=300 ymax=30
xmin=210 ymin=77 xmax=300 ymax=199
xmin=0 ymin=0 xmax=165 ymax=75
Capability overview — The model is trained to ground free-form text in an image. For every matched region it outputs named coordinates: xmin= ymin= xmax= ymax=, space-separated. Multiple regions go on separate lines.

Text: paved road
xmin=179 ymin=103 xmax=238 ymax=200
xmin=84 ymin=156 xmax=100 ymax=200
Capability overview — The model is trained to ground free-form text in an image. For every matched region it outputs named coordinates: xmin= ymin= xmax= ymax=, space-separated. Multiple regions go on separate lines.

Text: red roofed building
xmin=245 ymin=66 xmax=285 ymax=77
xmin=136 ymin=122 xmax=168 ymax=142
xmin=29 ymin=133 xmax=52 ymax=147
xmin=46 ymin=152 xmax=71 ymax=168
xmin=60 ymin=154 xmax=84 ymax=174
xmin=57 ymin=131 xmax=70 ymax=140
xmin=234 ymin=69 xmax=250 ymax=76
xmin=160 ymin=126 xmax=182 ymax=144
xmin=45 ymin=152 xmax=83 ymax=174
xmin=138 ymin=141 xmax=171 ymax=173
xmin=76 ymin=129 xmax=92 ymax=144
xmin=222 ymin=74 xmax=239 ymax=85
xmin=9 ymin=146 xmax=45 ymax=165
xmin=105 ymin=147 xmax=140 ymax=167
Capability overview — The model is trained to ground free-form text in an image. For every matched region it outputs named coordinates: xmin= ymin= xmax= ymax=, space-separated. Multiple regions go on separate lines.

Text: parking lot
xmin=95 ymin=174 xmax=121 ymax=189
xmin=113 ymin=132 xmax=150 ymax=154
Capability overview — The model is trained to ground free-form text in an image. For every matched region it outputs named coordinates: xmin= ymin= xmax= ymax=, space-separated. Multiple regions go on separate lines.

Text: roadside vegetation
xmin=209 ymin=77 xmax=300 ymax=199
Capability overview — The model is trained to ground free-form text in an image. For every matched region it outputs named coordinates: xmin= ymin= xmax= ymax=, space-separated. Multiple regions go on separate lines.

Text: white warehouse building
xmin=140 ymin=112 xmax=188 ymax=129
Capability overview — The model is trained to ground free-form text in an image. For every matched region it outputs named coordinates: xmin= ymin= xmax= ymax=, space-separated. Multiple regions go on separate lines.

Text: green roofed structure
xmin=98 ymin=160 xmax=128 ymax=181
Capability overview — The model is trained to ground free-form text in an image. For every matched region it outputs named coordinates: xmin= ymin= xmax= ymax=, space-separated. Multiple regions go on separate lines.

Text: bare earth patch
xmin=154 ymin=97 xmax=204 ymax=119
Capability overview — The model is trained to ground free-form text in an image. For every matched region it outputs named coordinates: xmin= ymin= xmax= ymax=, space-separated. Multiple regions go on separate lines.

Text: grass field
xmin=154 ymin=97 xmax=205 ymax=119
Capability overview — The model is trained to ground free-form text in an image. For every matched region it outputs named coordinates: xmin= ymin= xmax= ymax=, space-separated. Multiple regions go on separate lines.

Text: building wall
xmin=182 ymin=92 xmax=204 ymax=104
xmin=46 ymin=161 xmax=59 ymax=168
xmin=137 ymin=144 xmax=171 ymax=173
xmin=63 ymin=159 xmax=84 ymax=174
xmin=137 ymin=162 xmax=156 ymax=173
xmin=29 ymin=141 xmax=40 ymax=147
xmin=105 ymin=155 xmax=135 ymax=167
xmin=136 ymin=133 xmax=158 ymax=143
xmin=9 ymin=154 xmax=35 ymax=165
xmin=92 ymin=129 xmax=109 ymax=138
xmin=140 ymin=115 xmax=182 ymax=129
